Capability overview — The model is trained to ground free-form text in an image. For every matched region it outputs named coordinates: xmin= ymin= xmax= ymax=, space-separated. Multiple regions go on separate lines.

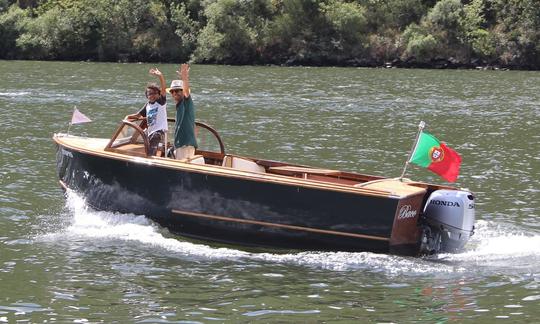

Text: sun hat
xmin=166 ymin=80 xmax=183 ymax=93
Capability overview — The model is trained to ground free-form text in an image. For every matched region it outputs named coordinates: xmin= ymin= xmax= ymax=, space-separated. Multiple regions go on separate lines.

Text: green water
xmin=1 ymin=60 xmax=539 ymax=322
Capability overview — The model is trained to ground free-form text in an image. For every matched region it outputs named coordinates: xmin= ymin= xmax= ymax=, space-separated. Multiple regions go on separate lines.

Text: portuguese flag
xmin=409 ymin=131 xmax=461 ymax=182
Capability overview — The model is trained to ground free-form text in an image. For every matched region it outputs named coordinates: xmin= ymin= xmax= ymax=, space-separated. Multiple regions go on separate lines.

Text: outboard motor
xmin=420 ymin=189 xmax=475 ymax=254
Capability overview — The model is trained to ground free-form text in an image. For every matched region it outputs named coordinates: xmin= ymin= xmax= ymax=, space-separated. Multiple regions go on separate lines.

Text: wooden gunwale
xmin=53 ymin=134 xmax=419 ymax=198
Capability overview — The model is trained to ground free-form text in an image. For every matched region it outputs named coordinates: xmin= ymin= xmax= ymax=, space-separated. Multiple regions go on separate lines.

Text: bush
xmin=0 ymin=5 xmax=26 ymax=59
xmin=193 ymin=0 xmax=267 ymax=64
xmin=402 ymin=24 xmax=439 ymax=61
xmin=427 ymin=0 xmax=464 ymax=31
xmin=171 ymin=2 xmax=200 ymax=61
xmin=364 ymin=0 xmax=426 ymax=31
xmin=16 ymin=7 xmax=82 ymax=59
xmin=0 ymin=0 xmax=538 ymax=68
xmin=368 ymin=31 xmax=402 ymax=63
xmin=322 ymin=0 xmax=368 ymax=56
xmin=460 ymin=0 xmax=496 ymax=60
xmin=491 ymin=0 xmax=540 ymax=67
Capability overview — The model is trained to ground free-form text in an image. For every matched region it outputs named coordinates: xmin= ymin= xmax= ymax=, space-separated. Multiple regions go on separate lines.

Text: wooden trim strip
xmin=171 ymin=209 xmax=390 ymax=242
xmin=59 ymin=180 xmax=68 ymax=190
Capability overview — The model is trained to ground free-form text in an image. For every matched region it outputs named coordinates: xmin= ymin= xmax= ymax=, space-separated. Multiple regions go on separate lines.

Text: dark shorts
xmin=148 ymin=130 xmax=164 ymax=156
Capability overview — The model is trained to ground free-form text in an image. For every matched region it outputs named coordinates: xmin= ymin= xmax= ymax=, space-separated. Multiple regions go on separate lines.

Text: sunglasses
xmin=170 ymin=89 xmax=183 ymax=94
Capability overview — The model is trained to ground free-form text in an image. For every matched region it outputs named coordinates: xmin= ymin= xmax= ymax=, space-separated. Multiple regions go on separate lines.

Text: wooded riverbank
xmin=1 ymin=0 xmax=538 ymax=70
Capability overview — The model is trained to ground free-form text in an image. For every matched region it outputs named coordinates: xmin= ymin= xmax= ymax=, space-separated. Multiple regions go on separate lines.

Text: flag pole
xmin=67 ymin=106 xmax=75 ymax=135
xmin=399 ymin=121 xmax=425 ymax=180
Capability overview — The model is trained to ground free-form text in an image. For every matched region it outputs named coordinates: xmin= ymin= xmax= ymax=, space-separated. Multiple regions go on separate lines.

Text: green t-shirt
xmin=174 ymin=96 xmax=197 ymax=148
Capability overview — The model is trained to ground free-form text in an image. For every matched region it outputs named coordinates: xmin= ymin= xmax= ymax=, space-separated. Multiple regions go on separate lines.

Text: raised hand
xmin=176 ymin=64 xmax=190 ymax=80
xmin=149 ymin=68 xmax=162 ymax=76
xmin=150 ymin=67 xmax=166 ymax=93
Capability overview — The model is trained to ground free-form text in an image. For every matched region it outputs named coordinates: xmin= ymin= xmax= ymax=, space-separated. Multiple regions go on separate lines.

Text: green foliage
xmin=0 ymin=5 xmax=26 ymax=59
xmin=426 ymin=0 xmax=463 ymax=31
xmin=13 ymin=0 xmax=187 ymax=61
xmin=406 ymin=34 xmax=438 ymax=62
xmin=460 ymin=0 xmax=495 ymax=59
xmin=368 ymin=31 xmax=402 ymax=62
xmin=490 ymin=0 xmax=540 ymax=67
xmin=0 ymin=0 xmax=538 ymax=68
xmin=170 ymin=2 xmax=200 ymax=60
xmin=16 ymin=6 xmax=97 ymax=59
xmin=363 ymin=0 xmax=427 ymax=31
xmin=0 ymin=0 xmax=9 ymax=12
xmin=322 ymin=0 xmax=367 ymax=45
xmin=402 ymin=23 xmax=439 ymax=61
xmin=469 ymin=28 xmax=496 ymax=59
xmin=193 ymin=0 xmax=267 ymax=64
xmin=129 ymin=0 xmax=182 ymax=61
xmin=402 ymin=0 xmax=467 ymax=61
xmin=265 ymin=0 xmax=329 ymax=64
xmin=263 ymin=0 xmax=368 ymax=64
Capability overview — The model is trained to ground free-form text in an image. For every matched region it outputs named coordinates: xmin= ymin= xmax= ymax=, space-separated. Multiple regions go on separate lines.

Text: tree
xmin=16 ymin=6 xmax=99 ymax=60
xmin=491 ymin=0 xmax=540 ymax=67
xmin=264 ymin=0 xmax=327 ymax=64
xmin=321 ymin=0 xmax=368 ymax=59
xmin=362 ymin=0 xmax=427 ymax=32
xmin=0 ymin=4 xmax=26 ymax=59
xmin=402 ymin=23 xmax=439 ymax=62
xmin=193 ymin=0 xmax=272 ymax=64
xmin=460 ymin=0 xmax=495 ymax=60
xmin=0 ymin=0 xmax=538 ymax=68
xmin=402 ymin=0 xmax=466 ymax=63
xmin=170 ymin=1 xmax=201 ymax=61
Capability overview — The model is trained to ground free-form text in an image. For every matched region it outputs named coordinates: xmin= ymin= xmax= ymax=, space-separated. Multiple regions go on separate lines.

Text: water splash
xmin=441 ymin=220 xmax=540 ymax=264
xmin=38 ymin=191 xmax=252 ymax=260
xmin=0 ymin=91 xmax=31 ymax=97
xmin=39 ymin=191 xmax=540 ymax=276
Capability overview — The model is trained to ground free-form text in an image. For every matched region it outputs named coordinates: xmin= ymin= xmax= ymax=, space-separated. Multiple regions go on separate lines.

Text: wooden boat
xmin=53 ymin=118 xmax=475 ymax=256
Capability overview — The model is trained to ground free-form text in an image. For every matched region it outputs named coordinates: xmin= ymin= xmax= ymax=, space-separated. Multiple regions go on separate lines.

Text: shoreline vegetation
xmin=1 ymin=0 xmax=538 ymax=70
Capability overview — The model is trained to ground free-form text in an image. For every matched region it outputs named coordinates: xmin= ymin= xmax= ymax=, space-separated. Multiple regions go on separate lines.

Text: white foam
xmin=0 ymin=91 xmax=31 ymax=97
xmin=38 ymin=191 xmax=251 ymax=260
xmin=39 ymin=191 xmax=540 ymax=275
xmin=441 ymin=220 xmax=540 ymax=262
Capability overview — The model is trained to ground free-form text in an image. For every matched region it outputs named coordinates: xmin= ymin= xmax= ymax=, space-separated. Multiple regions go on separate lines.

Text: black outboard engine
xmin=420 ymin=189 xmax=475 ymax=254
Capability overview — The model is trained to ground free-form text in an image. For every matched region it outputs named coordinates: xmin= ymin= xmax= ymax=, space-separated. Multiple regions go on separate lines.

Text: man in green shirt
xmin=167 ymin=63 xmax=197 ymax=160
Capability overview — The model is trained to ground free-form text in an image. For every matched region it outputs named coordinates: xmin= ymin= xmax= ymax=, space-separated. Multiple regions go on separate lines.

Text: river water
xmin=1 ymin=60 xmax=539 ymax=322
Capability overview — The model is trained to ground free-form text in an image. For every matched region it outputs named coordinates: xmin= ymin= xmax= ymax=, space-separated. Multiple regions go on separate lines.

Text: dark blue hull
xmin=55 ymin=140 xmax=426 ymax=255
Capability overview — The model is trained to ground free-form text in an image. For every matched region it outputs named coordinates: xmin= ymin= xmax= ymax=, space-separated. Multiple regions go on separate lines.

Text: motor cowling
xmin=420 ymin=189 xmax=475 ymax=254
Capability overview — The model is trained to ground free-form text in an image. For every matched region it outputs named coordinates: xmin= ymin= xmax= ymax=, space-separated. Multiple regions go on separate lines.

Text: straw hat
xmin=166 ymin=80 xmax=183 ymax=93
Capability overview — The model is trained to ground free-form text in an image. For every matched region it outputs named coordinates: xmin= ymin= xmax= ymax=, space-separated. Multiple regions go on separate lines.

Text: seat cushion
xmin=222 ymin=155 xmax=265 ymax=173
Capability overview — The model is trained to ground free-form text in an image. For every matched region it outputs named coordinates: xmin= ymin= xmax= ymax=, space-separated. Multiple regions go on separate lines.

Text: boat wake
xmin=39 ymin=191 xmax=254 ymax=260
xmin=40 ymin=191 xmax=540 ymax=276
xmin=447 ymin=221 xmax=540 ymax=259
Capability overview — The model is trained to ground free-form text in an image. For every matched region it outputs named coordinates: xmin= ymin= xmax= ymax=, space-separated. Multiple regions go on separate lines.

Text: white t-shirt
xmin=139 ymin=95 xmax=168 ymax=135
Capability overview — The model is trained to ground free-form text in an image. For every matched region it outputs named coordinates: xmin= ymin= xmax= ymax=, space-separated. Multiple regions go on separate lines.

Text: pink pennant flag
xmin=71 ymin=107 xmax=92 ymax=125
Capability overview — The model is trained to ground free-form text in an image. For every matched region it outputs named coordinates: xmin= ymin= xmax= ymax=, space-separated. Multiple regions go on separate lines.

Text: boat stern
xmin=388 ymin=192 xmax=426 ymax=256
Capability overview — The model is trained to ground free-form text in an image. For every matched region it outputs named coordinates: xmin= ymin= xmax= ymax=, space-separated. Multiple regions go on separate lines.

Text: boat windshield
xmin=195 ymin=123 xmax=223 ymax=154
xmin=166 ymin=118 xmax=226 ymax=155
xmin=105 ymin=118 xmax=225 ymax=157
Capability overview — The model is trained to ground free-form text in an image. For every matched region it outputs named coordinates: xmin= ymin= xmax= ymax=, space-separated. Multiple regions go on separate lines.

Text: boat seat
xmin=188 ymin=155 xmax=205 ymax=165
xmin=178 ymin=155 xmax=205 ymax=165
xmin=222 ymin=155 xmax=265 ymax=173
